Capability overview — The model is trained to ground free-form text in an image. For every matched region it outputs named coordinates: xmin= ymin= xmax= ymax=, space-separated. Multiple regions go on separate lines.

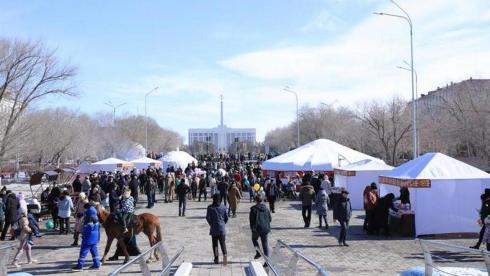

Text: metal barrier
xmin=157 ymin=247 xmax=184 ymax=276
xmin=255 ymin=246 xmax=280 ymax=276
xmin=269 ymin=240 xmax=328 ymax=276
xmin=418 ymin=239 xmax=490 ymax=276
xmin=108 ymin=241 xmax=183 ymax=276
xmin=0 ymin=244 xmax=16 ymax=276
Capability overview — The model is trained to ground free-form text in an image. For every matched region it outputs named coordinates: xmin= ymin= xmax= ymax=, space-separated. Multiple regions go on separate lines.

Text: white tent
xmin=379 ymin=152 xmax=490 ymax=236
xmin=160 ymin=151 xmax=197 ymax=170
xmin=262 ymin=139 xmax=384 ymax=172
xmin=76 ymin=161 xmax=93 ymax=174
xmin=334 ymin=159 xmax=394 ymax=209
xmin=130 ymin=157 xmax=162 ymax=170
xmin=90 ymin=157 xmax=134 ymax=172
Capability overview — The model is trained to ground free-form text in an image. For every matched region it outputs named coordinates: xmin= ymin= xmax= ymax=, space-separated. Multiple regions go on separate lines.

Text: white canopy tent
xmin=379 ymin=152 xmax=490 ymax=236
xmin=90 ymin=157 xmax=134 ymax=172
xmin=76 ymin=161 xmax=93 ymax=175
xmin=334 ymin=159 xmax=394 ymax=209
xmin=159 ymin=151 xmax=197 ymax=170
xmin=130 ymin=157 xmax=162 ymax=170
xmin=262 ymin=139 xmax=384 ymax=172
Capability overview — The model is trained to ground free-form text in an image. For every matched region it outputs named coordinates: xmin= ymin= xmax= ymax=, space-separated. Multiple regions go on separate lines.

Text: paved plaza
xmin=4 ymin=191 xmax=484 ymax=276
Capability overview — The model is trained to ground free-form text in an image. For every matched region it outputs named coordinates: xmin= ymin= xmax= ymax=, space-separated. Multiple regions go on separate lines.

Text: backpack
xmin=252 ymin=206 xmax=270 ymax=235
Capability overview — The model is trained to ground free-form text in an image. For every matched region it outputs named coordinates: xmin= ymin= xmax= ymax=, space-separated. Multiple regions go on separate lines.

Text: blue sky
xmin=1 ymin=0 xmax=490 ymax=143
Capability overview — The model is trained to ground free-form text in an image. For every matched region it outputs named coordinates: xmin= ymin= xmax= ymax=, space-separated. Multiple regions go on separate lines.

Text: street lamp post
xmin=144 ymin=87 xmax=159 ymax=157
xmin=374 ymin=0 xmax=417 ymax=158
xmin=397 ymin=62 xmax=419 ymax=155
xmin=283 ymin=86 xmax=300 ymax=148
xmin=105 ymin=101 xmax=127 ymax=127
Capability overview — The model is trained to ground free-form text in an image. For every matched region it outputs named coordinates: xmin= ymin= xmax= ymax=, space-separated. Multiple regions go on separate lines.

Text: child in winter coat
xmin=73 ymin=205 xmax=100 ymax=271
xmin=315 ymin=186 xmax=330 ymax=229
xmin=119 ymin=189 xmax=135 ymax=233
xmin=11 ymin=213 xmax=36 ymax=268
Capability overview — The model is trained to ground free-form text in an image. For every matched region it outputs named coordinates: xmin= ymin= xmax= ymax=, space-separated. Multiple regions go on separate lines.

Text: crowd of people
xmin=0 ymin=154 xmax=420 ymax=270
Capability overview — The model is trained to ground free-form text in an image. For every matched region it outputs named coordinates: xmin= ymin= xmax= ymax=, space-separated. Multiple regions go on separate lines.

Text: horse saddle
xmin=114 ymin=213 xmax=139 ymax=228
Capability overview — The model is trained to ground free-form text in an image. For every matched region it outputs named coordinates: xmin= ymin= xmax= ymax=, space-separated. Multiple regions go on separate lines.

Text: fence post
xmin=159 ymin=243 xmax=170 ymax=271
xmin=481 ymin=250 xmax=490 ymax=274
xmin=285 ymin=252 xmax=299 ymax=276
xmin=271 ymin=240 xmax=281 ymax=263
xmin=418 ymin=240 xmax=433 ymax=276
xmin=139 ymin=256 xmax=151 ymax=276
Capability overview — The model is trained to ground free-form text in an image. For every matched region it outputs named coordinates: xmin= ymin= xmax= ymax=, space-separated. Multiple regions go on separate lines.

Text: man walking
xmin=249 ymin=194 xmax=272 ymax=265
xmin=206 ymin=194 xmax=228 ymax=265
xmin=176 ymin=180 xmax=190 ymax=216
xmin=335 ymin=189 xmax=352 ymax=246
xmin=265 ymin=179 xmax=278 ymax=213
xmin=299 ymin=182 xmax=315 ymax=228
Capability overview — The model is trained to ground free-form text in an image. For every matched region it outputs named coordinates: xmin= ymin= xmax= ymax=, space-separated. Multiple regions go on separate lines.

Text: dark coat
xmin=176 ymin=184 xmax=190 ymax=197
xmin=129 ymin=178 xmax=139 ymax=196
xmin=72 ymin=178 xmax=82 ymax=193
xmin=249 ymin=203 xmax=272 ymax=235
xmin=374 ymin=194 xmax=398 ymax=227
xmin=299 ymin=185 xmax=316 ymax=206
xmin=334 ymin=197 xmax=352 ymax=222
xmin=217 ymin=181 xmax=229 ymax=195
xmin=206 ymin=203 xmax=228 ymax=236
xmin=5 ymin=194 xmax=19 ymax=222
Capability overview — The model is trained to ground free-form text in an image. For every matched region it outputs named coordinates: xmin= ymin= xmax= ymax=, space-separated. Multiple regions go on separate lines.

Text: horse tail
xmin=155 ymin=222 xmax=162 ymax=242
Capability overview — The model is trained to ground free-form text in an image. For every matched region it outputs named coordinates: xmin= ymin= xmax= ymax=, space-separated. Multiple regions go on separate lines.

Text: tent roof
xmin=131 ymin=157 xmax=162 ymax=164
xmin=337 ymin=159 xmax=393 ymax=172
xmin=159 ymin=151 xmax=197 ymax=168
xmin=92 ymin=157 xmax=129 ymax=165
xmin=262 ymin=139 xmax=384 ymax=171
xmin=381 ymin=152 xmax=490 ymax=180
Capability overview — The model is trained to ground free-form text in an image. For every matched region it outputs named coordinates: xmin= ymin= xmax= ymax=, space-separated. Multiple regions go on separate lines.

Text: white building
xmin=188 ymin=95 xmax=256 ymax=152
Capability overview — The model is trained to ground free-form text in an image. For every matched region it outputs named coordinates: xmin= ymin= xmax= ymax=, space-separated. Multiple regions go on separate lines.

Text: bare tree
xmin=356 ymin=97 xmax=412 ymax=165
xmin=0 ymin=39 xmax=76 ymax=164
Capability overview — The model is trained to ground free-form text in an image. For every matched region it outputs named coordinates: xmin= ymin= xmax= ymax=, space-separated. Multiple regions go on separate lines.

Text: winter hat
xmin=370 ymin=182 xmax=378 ymax=190
xmin=79 ymin=192 xmax=86 ymax=199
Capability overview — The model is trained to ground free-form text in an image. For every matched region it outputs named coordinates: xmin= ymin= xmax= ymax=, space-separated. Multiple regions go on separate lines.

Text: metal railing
xmin=268 ymin=240 xmax=328 ymax=276
xmin=255 ymin=246 xmax=280 ymax=276
xmin=418 ymin=239 xmax=490 ymax=276
xmin=157 ymin=246 xmax=184 ymax=276
xmin=0 ymin=244 xmax=16 ymax=276
xmin=109 ymin=241 xmax=183 ymax=276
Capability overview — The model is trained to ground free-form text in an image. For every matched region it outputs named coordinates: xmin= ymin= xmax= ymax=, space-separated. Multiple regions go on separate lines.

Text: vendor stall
xmin=159 ymin=151 xmax=197 ymax=170
xmin=379 ymin=152 xmax=490 ymax=236
xmin=261 ymin=139 xmax=383 ymax=174
xmin=130 ymin=157 xmax=162 ymax=170
xmin=90 ymin=157 xmax=134 ymax=172
xmin=334 ymin=159 xmax=393 ymax=209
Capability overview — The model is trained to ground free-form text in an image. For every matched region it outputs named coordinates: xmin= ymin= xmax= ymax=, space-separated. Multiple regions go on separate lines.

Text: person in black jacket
xmin=372 ymin=193 xmax=398 ymax=236
xmin=471 ymin=191 xmax=490 ymax=249
xmin=334 ymin=190 xmax=352 ymax=246
xmin=249 ymin=194 xmax=272 ymax=262
xmin=176 ymin=182 xmax=190 ymax=216
xmin=206 ymin=194 xmax=228 ymax=265
xmin=217 ymin=177 xmax=229 ymax=207
xmin=1 ymin=192 xmax=19 ymax=240
xmin=129 ymin=175 xmax=139 ymax=205
xmin=72 ymin=175 xmax=82 ymax=193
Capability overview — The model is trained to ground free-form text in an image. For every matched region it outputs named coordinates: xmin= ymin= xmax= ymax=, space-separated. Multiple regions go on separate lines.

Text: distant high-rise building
xmin=188 ymin=95 xmax=256 ymax=153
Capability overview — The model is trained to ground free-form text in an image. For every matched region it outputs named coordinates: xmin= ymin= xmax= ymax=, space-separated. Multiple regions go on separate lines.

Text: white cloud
xmin=221 ymin=0 xmax=490 ymax=107
xmin=301 ymin=9 xmax=340 ymax=32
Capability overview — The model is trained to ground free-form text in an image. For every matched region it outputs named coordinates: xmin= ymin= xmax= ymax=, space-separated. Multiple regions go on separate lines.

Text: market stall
xmin=261 ymin=139 xmax=383 ymax=176
xmin=159 ymin=151 xmax=197 ymax=170
xmin=130 ymin=156 xmax=162 ymax=170
xmin=334 ymin=159 xmax=393 ymax=209
xmin=90 ymin=157 xmax=134 ymax=172
xmin=379 ymin=152 xmax=490 ymax=236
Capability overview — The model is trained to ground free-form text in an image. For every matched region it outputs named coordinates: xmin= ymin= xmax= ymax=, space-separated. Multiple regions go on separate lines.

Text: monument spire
xmin=220 ymin=94 xmax=224 ymax=127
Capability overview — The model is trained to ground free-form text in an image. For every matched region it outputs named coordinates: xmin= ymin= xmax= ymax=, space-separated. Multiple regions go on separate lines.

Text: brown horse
xmin=96 ymin=204 xmax=162 ymax=264
xmin=165 ymin=173 xmax=175 ymax=203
